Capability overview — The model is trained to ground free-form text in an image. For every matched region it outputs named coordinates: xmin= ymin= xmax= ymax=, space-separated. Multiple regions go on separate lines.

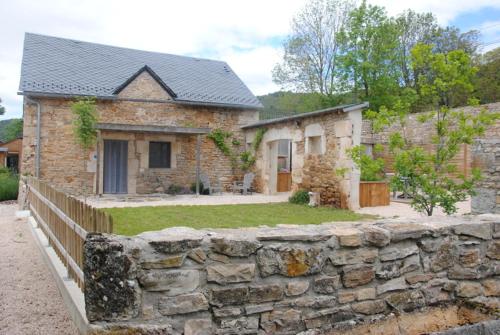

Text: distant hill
xmin=0 ymin=119 xmax=23 ymax=142
xmin=257 ymin=91 xmax=357 ymax=120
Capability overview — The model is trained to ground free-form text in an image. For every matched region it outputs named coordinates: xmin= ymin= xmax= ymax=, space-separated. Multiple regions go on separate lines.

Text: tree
xmin=475 ymin=47 xmax=500 ymax=104
xmin=367 ymin=45 xmax=499 ymax=216
xmin=273 ymin=0 xmax=355 ymax=96
xmin=338 ymin=0 xmax=400 ymax=110
xmin=71 ymin=97 xmax=97 ymax=198
xmin=3 ymin=119 xmax=23 ymax=142
xmin=0 ymin=98 xmax=5 ymax=116
xmin=426 ymin=26 xmax=480 ymax=57
xmin=394 ymin=10 xmax=439 ymax=88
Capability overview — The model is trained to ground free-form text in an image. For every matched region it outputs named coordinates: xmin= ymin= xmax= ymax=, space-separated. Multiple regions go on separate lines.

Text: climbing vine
xmin=207 ymin=127 xmax=266 ymax=171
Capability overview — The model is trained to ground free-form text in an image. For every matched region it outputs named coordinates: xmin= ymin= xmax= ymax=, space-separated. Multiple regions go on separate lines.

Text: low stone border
xmin=26 ymin=214 xmax=89 ymax=334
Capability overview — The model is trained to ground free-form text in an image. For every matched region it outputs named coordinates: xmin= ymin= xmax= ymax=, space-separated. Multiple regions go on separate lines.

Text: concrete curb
xmin=25 ymin=214 xmax=89 ymax=335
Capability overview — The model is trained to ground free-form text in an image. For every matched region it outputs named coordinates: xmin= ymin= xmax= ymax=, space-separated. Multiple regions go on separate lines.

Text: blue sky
xmin=1 ymin=0 xmax=499 ymax=121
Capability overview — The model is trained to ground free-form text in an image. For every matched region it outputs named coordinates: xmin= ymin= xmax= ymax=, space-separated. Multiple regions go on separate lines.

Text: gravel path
xmin=0 ymin=203 xmax=78 ymax=335
xmin=356 ymin=199 xmax=471 ymax=218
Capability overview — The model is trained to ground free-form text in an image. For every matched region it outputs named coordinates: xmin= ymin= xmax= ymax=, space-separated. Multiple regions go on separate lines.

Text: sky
xmin=1 ymin=0 xmax=499 ymax=120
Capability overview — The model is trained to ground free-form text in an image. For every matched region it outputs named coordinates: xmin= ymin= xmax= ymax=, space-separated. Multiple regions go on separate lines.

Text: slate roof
xmin=19 ymin=33 xmax=262 ymax=109
xmin=241 ymin=102 xmax=369 ymax=129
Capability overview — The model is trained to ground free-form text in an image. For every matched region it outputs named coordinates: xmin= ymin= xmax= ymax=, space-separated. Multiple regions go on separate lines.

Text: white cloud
xmin=1 ymin=0 xmax=499 ymax=119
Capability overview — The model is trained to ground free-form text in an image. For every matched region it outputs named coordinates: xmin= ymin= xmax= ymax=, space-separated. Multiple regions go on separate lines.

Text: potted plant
xmin=348 ymin=144 xmax=390 ymax=207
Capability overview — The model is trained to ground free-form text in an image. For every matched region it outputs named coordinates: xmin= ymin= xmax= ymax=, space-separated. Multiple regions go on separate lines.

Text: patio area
xmin=86 ymin=192 xmax=292 ymax=209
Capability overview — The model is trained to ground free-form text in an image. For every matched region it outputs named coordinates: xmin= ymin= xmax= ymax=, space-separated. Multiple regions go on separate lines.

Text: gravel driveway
xmin=0 ymin=203 xmax=78 ymax=335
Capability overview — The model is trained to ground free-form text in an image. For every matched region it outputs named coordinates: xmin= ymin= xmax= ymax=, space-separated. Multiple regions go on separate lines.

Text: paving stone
xmin=138 ymin=269 xmax=199 ymax=294
xmin=256 ymin=245 xmax=325 ymax=277
xmin=379 ymin=243 xmax=418 ymax=261
xmin=352 ymin=299 xmax=387 ymax=315
xmin=285 ymin=281 xmax=310 ymax=297
xmin=453 ymin=222 xmax=492 ymax=240
xmin=158 ymin=293 xmax=209 ymax=315
xmin=329 ymin=248 xmax=378 ymax=265
xmin=363 ymin=226 xmax=391 ymax=247
xmin=211 ymin=237 xmax=262 ymax=256
xmin=341 ymin=264 xmax=375 ymax=288
xmin=313 ymin=275 xmax=341 ymax=294
xmin=207 ymin=263 xmax=255 ymax=284
xmin=377 ymin=277 xmax=407 ymax=295
xmin=249 ymin=284 xmax=284 ymax=303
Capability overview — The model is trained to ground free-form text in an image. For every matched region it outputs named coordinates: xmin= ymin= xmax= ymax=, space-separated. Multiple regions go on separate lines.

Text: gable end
xmin=113 ymin=65 xmax=177 ymax=100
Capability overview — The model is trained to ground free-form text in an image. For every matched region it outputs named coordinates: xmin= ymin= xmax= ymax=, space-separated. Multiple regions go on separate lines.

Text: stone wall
xmin=21 ymin=97 xmax=259 ymax=195
xmin=471 ymin=138 xmax=500 ymax=214
xmin=84 ymin=215 xmax=500 ymax=334
xmin=245 ymin=109 xmax=361 ymax=209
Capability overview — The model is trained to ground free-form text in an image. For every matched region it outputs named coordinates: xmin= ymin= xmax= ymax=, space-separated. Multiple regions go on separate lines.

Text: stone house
xmin=0 ymin=138 xmax=22 ymax=172
xmin=19 ymin=33 xmax=364 ymax=209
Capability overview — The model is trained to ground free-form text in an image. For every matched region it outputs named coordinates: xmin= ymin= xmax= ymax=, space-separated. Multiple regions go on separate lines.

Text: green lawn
xmin=104 ymin=203 xmax=372 ymax=236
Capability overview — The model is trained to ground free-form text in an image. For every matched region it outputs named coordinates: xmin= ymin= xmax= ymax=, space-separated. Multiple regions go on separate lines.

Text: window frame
xmin=148 ymin=141 xmax=172 ymax=169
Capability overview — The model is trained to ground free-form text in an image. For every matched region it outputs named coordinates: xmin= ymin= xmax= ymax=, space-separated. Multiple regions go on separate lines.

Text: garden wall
xmin=84 ymin=216 xmax=500 ymax=334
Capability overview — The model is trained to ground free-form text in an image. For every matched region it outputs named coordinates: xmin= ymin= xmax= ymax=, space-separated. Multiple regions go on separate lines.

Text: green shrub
xmin=288 ymin=189 xmax=310 ymax=204
xmin=190 ymin=181 xmax=209 ymax=195
xmin=0 ymin=173 xmax=19 ymax=201
xmin=166 ymin=184 xmax=183 ymax=195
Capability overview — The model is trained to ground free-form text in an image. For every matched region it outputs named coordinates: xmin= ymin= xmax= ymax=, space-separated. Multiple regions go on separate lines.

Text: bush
xmin=166 ymin=184 xmax=183 ymax=195
xmin=288 ymin=190 xmax=310 ymax=205
xmin=0 ymin=172 xmax=19 ymax=201
xmin=190 ymin=181 xmax=209 ymax=195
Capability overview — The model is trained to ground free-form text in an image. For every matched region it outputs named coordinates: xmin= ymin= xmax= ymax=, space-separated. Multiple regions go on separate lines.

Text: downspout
xmin=25 ymin=97 xmax=41 ymax=178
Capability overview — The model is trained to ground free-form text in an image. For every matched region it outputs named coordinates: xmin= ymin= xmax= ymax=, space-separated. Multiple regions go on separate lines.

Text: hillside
xmin=0 ymin=119 xmax=23 ymax=142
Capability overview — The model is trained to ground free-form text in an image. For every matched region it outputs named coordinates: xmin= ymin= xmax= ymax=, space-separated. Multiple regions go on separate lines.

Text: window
xmin=149 ymin=141 xmax=171 ymax=168
xmin=307 ymin=136 xmax=322 ymax=154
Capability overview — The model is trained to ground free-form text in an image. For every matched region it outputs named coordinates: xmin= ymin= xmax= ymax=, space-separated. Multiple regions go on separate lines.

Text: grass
xmin=104 ymin=203 xmax=373 ymax=236
xmin=0 ymin=169 xmax=19 ymax=201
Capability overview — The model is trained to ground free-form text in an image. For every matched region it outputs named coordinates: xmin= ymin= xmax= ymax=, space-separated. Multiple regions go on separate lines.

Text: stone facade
xmin=21 ymin=71 xmax=259 ymax=195
xmin=245 ymin=110 xmax=361 ymax=209
xmin=84 ymin=215 xmax=500 ymax=334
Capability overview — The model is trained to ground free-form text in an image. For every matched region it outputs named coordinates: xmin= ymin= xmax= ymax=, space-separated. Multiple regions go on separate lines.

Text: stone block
xmin=341 ymin=264 xmax=375 ymax=288
xmin=334 ymin=120 xmax=352 ymax=138
xmin=211 ymin=237 xmax=262 ymax=256
xmin=379 ymin=242 xmax=418 ymax=261
xmin=352 ymin=299 xmax=387 ymax=315
xmin=187 ymin=248 xmax=207 ymax=264
xmin=249 ymin=284 xmax=284 ymax=303
xmin=363 ymin=226 xmax=391 ymax=247
xmin=138 ymin=269 xmax=199 ymax=294
xmin=158 ymin=293 xmax=209 ymax=315
xmin=220 ymin=316 xmax=259 ymax=330
xmin=453 ymin=222 xmax=492 ymax=240
xmin=208 ymin=252 xmax=231 ymax=264
xmin=459 ymin=248 xmax=481 ymax=268
xmin=329 ymin=248 xmax=378 ymax=265
xmin=140 ymin=254 xmax=185 ymax=269
xmin=210 ymin=286 xmax=249 ymax=307
xmin=184 ymin=319 xmax=212 ymax=335
xmin=456 ymin=282 xmax=483 ymax=298
xmin=482 ymin=279 xmax=500 ymax=296
xmin=256 ymin=228 xmax=331 ymax=242
xmin=313 ymin=275 xmax=341 ymax=294
xmin=245 ymin=304 xmax=274 ymax=315
xmin=405 ymin=273 xmax=433 ymax=285
xmin=376 ymin=254 xmax=420 ymax=279
xmin=213 ymin=307 xmax=242 ymax=318
xmin=285 ymin=281 xmax=310 ymax=297
xmin=256 ymin=245 xmax=325 ymax=277
xmin=377 ymin=277 xmax=407 ymax=295
xmin=331 ymin=228 xmax=363 ymax=247
xmin=385 ymin=290 xmax=425 ymax=312
xmin=260 ymin=309 xmax=304 ymax=334
xmin=381 ymin=222 xmax=430 ymax=241
xmin=486 ymin=240 xmax=500 ymax=260
xmin=207 ymin=263 xmax=255 ymax=284
xmin=139 ymin=227 xmax=204 ymax=254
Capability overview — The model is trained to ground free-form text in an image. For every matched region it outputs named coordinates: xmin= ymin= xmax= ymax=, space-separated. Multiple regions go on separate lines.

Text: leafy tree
xmin=367 ymin=45 xmax=499 ymax=216
xmin=273 ymin=0 xmax=355 ymax=96
xmin=3 ymin=119 xmax=23 ymax=142
xmin=475 ymin=47 xmax=500 ymax=104
xmin=0 ymin=98 xmax=5 ymax=116
xmin=347 ymin=144 xmax=386 ymax=181
xmin=426 ymin=26 xmax=480 ymax=56
xmin=338 ymin=0 xmax=400 ymax=110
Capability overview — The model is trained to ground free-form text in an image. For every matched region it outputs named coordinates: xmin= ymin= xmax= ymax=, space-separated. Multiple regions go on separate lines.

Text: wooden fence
xmin=27 ymin=177 xmax=113 ymax=290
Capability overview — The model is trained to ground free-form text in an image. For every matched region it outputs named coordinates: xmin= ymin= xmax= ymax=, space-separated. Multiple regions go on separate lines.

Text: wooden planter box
xmin=359 ymin=181 xmax=390 ymax=207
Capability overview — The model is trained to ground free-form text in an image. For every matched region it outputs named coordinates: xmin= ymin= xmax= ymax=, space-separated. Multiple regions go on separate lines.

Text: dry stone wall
xmin=84 ymin=216 xmax=500 ymax=334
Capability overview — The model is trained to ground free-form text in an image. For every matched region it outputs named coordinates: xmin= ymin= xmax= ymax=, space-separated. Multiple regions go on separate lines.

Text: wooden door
xmin=103 ymin=140 xmax=128 ymax=194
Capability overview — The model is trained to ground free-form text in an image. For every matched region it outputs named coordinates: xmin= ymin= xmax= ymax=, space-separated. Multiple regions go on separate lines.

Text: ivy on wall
xmin=207 ymin=128 xmax=266 ymax=171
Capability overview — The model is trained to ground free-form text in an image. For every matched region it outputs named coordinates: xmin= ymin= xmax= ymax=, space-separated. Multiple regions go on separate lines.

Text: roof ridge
xmin=24 ymin=32 xmax=229 ymax=65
